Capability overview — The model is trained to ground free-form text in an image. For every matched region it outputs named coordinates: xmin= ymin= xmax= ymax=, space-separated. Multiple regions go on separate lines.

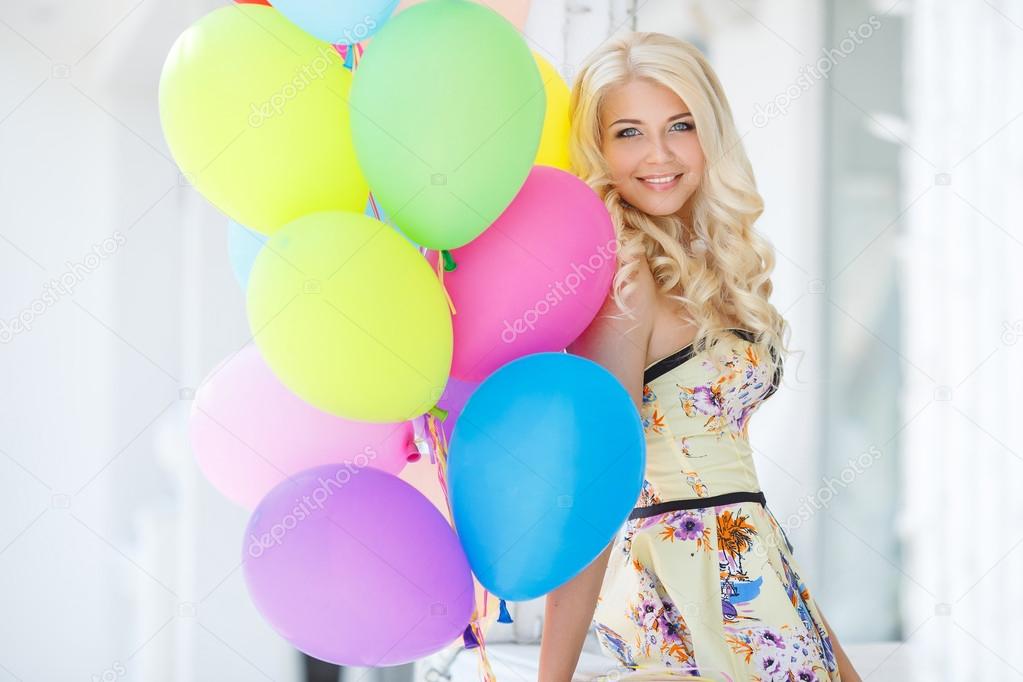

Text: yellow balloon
xmin=159 ymin=6 xmax=368 ymax=234
xmin=247 ymin=212 xmax=452 ymax=422
xmin=533 ymin=52 xmax=572 ymax=171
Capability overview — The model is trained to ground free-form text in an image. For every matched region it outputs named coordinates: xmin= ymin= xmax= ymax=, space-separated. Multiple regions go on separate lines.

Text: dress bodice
xmin=635 ymin=328 xmax=783 ymax=509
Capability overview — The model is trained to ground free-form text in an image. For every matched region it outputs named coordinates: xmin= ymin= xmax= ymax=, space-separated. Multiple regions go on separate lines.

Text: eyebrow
xmin=608 ymin=112 xmax=693 ymax=127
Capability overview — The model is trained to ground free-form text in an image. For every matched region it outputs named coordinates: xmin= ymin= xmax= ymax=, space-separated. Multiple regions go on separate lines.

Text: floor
xmin=419 ymin=641 xmax=911 ymax=681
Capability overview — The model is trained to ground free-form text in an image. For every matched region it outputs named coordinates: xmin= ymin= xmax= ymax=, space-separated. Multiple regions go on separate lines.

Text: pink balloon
xmin=190 ymin=345 xmax=415 ymax=509
xmin=396 ymin=0 xmax=531 ymax=29
xmin=433 ymin=166 xmax=616 ymax=382
xmin=243 ymin=465 xmax=474 ymax=665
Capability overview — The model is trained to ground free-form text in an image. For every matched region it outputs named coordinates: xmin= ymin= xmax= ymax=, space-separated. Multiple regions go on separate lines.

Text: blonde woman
xmin=538 ymin=33 xmax=860 ymax=681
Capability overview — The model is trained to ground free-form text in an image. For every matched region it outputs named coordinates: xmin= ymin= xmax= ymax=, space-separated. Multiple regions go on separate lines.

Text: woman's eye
xmin=616 ymin=121 xmax=692 ymax=138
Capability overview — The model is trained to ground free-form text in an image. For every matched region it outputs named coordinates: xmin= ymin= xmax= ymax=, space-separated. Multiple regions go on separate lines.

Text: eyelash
xmin=617 ymin=121 xmax=694 ymax=138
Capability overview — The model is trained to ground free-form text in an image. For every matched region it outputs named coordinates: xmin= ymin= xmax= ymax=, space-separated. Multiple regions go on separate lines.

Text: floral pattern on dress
xmin=676 ymin=435 xmax=705 ymax=458
xmin=717 ymin=507 xmax=762 ymax=623
xmin=774 ymin=539 xmax=837 ymax=671
xmin=637 ymin=479 xmax=662 ymax=507
xmin=674 ymin=344 xmax=778 ymax=440
xmin=619 ymin=481 xmax=664 ymax=555
xmin=596 ymin=502 xmax=839 ymax=680
xmin=594 ymin=622 xmax=639 ymax=670
xmin=725 ymin=625 xmax=830 ymax=682
xmin=682 ymin=469 xmax=709 ymax=496
xmin=658 ymin=510 xmax=713 ymax=551
xmin=642 ymin=407 xmax=667 ymax=435
xmin=625 ymin=560 xmax=700 ymax=673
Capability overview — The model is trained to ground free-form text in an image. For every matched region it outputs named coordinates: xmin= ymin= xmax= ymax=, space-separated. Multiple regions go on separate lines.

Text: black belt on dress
xmin=628 ymin=491 xmax=767 ymax=520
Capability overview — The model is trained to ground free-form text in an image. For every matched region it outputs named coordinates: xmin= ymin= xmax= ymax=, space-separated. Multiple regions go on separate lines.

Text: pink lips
xmin=638 ymin=173 xmax=682 ymax=192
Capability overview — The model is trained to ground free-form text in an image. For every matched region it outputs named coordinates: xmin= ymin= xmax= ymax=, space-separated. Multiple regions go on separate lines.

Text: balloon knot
xmin=441 ymin=249 xmax=458 ymax=272
xmin=497 ymin=598 xmax=514 ymax=624
xmin=462 ymin=623 xmax=480 ymax=649
xmin=428 ymin=405 xmax=448 ymax=421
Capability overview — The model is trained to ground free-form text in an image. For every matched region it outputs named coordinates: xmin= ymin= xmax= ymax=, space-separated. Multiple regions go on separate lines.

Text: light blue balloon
xmin=270 ymin=0 xmax=400 ymax=45
xmin=227 ymin=220 xmax=268 ymax=291
xmin=447 ymin=352 xmax=645 ymax=601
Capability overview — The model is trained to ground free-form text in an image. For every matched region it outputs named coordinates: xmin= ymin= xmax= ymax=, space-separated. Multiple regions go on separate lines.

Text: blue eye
xmin=613 ymin=120 xmax=695 ymax=139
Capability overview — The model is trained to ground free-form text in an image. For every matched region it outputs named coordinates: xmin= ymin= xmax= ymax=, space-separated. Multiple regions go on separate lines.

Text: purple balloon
xmin=243 ymin=465 xmax=474 ymax=665
xmin=437 ymin=376 xmax=478 ymax=443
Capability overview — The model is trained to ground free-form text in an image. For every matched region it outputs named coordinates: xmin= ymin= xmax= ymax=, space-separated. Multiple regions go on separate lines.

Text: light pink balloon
xmin=190 ymin=344 xmax=415 ymax=509
xmin=433 ymin=166 xmax=616 ymax=382
xmin=395 ymin=0 xmax=531 ymax=29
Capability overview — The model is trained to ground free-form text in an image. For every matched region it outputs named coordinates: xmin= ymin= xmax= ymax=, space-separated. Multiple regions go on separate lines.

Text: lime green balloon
xmin=159 ymin=5 xmax=368 ymax=234
xmin=247 ymin=211 xmax=452 ymax=423
xmin=349 ymin=0 xmax=545 ymax=251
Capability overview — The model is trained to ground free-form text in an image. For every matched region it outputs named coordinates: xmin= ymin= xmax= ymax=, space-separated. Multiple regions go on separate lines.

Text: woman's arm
xmin=537 ymin=257 xmax=656 ymax=682
xmin=536 ymin=541 xmax=615 ymax=681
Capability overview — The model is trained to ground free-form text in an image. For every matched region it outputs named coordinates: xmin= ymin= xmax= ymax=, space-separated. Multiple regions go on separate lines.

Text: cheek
xmin=673 ymin=136 xmax=706 ymax=172
xmin=604 ymin=144 xmax=644 ymax=182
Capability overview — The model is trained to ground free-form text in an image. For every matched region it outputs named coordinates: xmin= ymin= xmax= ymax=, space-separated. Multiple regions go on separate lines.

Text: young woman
xmin=537 ymin=32 xmax=861 ymax=681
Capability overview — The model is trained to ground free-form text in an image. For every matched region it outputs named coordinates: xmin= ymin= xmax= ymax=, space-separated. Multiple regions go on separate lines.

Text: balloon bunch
xmin=161 ymin=0 xmax=645 ymax=673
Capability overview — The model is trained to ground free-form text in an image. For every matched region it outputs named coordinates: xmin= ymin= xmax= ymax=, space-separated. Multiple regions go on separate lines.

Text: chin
xmin=627 ymin=196 xmax=689 ymax=217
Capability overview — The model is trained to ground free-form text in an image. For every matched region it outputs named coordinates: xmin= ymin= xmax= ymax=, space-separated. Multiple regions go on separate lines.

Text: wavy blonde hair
xmin=569 ymin=31 xmax=791 ymax=385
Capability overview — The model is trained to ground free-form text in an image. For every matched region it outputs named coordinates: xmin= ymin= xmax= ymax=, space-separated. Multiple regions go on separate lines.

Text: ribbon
xmin=433 ymin=251 xmax=458 ymax=316
xmin=347 ymin=29 xmax=490 ymax=682
xmin=425 ymin=410 xmax=497 ymax=682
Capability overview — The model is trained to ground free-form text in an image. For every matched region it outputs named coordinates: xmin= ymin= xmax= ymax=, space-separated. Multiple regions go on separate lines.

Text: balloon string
xmin=347 ymin=32 xmax=484 ymax=675
xmin=425 ymin=413 xmax=495 ymax=682
xmin=434 ymin=252 xmax=458 ymax=316
xmin=368 ymin=192 xmax=382 ymax=220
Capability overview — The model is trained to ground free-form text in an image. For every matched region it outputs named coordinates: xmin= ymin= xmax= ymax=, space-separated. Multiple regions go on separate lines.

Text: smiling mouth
xmin=638 ymin=173 xmax=683 ymax=189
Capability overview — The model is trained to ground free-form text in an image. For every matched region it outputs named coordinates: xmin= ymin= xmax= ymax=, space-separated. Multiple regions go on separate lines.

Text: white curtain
xmin=899 ymin=0 xmax=1023 ymax=679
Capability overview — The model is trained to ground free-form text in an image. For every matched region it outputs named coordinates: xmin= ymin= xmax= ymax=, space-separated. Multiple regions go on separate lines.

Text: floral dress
xmin=591 ymin=329 xmax=840 ymax=682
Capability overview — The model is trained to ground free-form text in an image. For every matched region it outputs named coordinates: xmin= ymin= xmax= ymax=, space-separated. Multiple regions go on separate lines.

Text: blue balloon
xmin=447 ymin=352 xmax=645 ymax=600
xmin=270 ymin=0 xmax=400 ymax=45
xmin=227 ymin=220 xmax=268 ymax=291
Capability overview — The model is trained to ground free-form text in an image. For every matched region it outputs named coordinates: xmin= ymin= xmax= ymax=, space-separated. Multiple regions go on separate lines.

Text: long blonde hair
xmin=569 ymin=31 xmax=790 ymax=385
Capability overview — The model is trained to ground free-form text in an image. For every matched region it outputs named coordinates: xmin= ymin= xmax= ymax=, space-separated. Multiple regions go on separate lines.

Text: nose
xmin=645 ymin=133 xmax=677 ymax=164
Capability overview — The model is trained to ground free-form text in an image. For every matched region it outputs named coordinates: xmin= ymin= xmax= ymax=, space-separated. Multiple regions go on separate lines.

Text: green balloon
xmin=349 ymin=0 xmax=545 ymax=251
xmin=159 ymin=5 xmax=368 ymax=234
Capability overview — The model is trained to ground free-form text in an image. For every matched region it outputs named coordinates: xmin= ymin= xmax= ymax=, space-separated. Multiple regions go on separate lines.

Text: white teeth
xmin=643 ymin=174 xmax=680 ymax=184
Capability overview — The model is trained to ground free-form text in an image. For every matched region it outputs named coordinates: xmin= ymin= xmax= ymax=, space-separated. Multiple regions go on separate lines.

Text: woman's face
xmin=599 ymin=78 xmax=706 ymax=219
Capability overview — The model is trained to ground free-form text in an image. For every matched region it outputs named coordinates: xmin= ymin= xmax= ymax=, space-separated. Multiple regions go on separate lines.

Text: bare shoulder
xmin=566 ymin=256 xmax=656 ymax=409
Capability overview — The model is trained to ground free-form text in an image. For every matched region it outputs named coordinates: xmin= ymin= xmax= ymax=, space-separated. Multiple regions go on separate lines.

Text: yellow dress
xmin=591 ymin=329 xmax=840 ymax=681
